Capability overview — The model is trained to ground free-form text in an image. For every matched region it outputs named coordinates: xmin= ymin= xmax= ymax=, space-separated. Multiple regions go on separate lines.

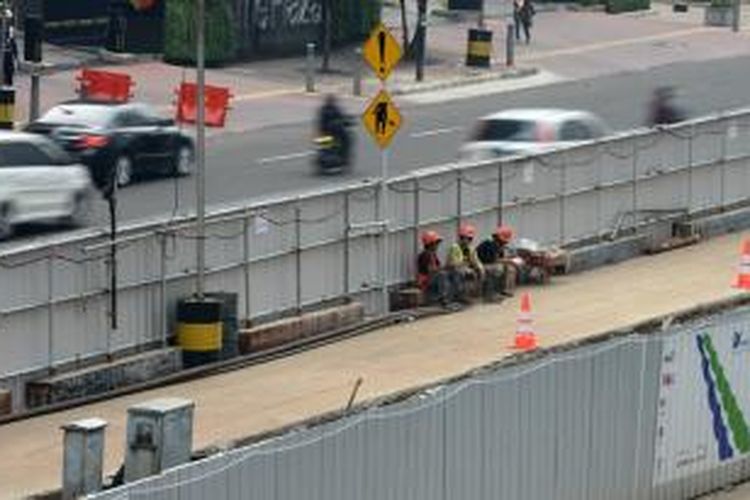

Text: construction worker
xmin=446 ymin=223 xmax=484 ymax=301
xmin=477 ymin=225 xmax=521 ymax=299
xmin=416 ymin=230 xmax=455 ymax=306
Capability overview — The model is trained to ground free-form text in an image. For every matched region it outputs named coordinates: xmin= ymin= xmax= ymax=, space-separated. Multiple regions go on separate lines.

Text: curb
xmin=389 ymin=66 xmax=538 ymax=95
xmin=18 ymin=48 xmax=158 ymax=75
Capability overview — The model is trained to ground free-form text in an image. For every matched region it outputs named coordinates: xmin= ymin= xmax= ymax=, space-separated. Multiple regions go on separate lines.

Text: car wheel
xmin=65 ymin=191 xmax=92 ymax=228
xmin=0 ymin=203 xmax=13 ymax=241
xmin=115 ymin=155 xmax=133 ymax=188
xmin=174 ymin=145 xmax=193 ymax=177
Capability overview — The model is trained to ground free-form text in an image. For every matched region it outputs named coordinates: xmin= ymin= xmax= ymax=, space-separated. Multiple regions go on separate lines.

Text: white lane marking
xmin=402 ymin=70 xmax=567 ymax=105
xmin=410 ymin=126 xmax=463 ymax=138
xmin=257 ymin=151 xmax=313 ymax=165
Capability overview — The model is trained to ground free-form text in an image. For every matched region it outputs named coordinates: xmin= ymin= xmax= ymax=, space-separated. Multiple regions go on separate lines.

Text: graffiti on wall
xmin=255 ymin=0 xmax=322 ymax=32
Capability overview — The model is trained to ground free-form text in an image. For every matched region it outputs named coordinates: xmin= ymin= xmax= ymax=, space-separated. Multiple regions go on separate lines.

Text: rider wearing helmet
xmin=317 ymin=94 xmax=352 ymax=168
xmin=647 ymin=86 xmax=686 ymax=126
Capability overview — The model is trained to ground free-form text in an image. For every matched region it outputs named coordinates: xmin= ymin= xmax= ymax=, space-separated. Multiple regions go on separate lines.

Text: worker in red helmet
xmin=477 ymin=225 xmax=521 ymax=300
xmin=446 ymin=223 xmax=484 ymax=302
xmin=416 ymin=230 xmax=455 ymax=306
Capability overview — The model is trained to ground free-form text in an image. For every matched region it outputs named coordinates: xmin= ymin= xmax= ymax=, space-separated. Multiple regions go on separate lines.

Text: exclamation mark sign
xmin=378 ymin=30 xmax=386 ymax=76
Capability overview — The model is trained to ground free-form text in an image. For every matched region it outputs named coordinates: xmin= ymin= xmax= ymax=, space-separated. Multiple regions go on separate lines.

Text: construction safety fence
xmin=87 ymin=302 xmax=750 ymax=500
xmin=3 ymin=107 xmax=750 ymax=395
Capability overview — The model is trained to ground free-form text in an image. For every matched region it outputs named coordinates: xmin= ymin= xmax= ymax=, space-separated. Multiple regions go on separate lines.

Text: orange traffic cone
xmin=513 ymin=292 xmax=538 ymax=351
xmin=735 ymin=239 xmax=750 ymax=290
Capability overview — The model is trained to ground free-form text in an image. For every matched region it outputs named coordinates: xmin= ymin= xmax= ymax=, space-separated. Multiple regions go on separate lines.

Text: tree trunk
xmin=399 ymin=0 xmax=410 ymax=56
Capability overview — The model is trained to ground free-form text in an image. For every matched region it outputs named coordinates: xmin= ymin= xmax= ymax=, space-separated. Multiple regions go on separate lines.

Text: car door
xmin=0 ymin=140 xmax=67 ymax=220
xmin=112 ymin=106 xmax=162 ymax=171
xmin=134 ymin=104 xmax=177 ymax=171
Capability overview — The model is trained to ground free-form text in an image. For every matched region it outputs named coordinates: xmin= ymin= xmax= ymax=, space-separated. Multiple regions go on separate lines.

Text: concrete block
xmin=568 ymin=234 xmax=651 ymax=274
xmin=26 ymin=348 xmax=182 ymax=409
xmin=239 ymin=302 xmax=364 ymax=354
xmin=0 ymin=388 xmax=10 ymax=415
xmin=696 ymin=206 xmax=750 ymax=239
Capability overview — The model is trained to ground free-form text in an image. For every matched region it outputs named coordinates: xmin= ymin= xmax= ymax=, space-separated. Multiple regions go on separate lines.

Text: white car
xmin=0 ymin=132 xmax=94 ymax=240
xmin=459 ymin=108 xmax=609 ymax=162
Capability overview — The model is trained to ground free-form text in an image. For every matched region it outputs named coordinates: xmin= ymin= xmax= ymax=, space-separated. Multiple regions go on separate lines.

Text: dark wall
xmin=251 ymin=0 xmax=323 ymax=55
xmin=42 ymin=0 xmax=110 ymax=46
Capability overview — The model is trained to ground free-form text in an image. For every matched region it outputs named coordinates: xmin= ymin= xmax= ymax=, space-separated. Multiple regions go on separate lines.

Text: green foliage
xmin=710 ymin=0 xmax=732 ymax=8
xmin=605 ymin=0 xmax=649 ymax=14
xmin=333 ymin=0 xmax=381 ymax=44
xmin=164 ymin=0 xmax=237 ymax=66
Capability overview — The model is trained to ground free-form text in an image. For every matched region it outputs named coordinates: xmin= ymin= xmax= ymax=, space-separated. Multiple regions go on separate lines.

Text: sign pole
xmin=196 ymin=0 xmax=206 ymax=299
xmin=381 ymin=147 xmax=389 ymax=314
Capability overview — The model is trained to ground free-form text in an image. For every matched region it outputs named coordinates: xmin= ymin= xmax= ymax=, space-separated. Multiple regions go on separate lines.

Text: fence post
xmin=343 ymin=194 xmax=350 ymax=297
xmin=497 ymin=163 xmax=503 ymax=226
xmin=295 ymin=204 xmax=302 ymax=313
xmin=456 ymin=170 xmax=463 ymax=231
xmin=632 ymin=139 xmax=639 ymax=231
xmin=720 ymin=122 xmax=728 ymax=210
xmin=47 ymin=251 xmax=55 ymax=374
xmin=505 ymin=22 xmax=515 ymax=68
xmin=687 ymin=124 xmax=695 ymax=214
xmin=105 ymin=258 xmax=112 ymax=358
xmin=559 ymin=159 xmax=567 ymax=245
xmin=413 ymin=178 xmax=421 ymax=263
xmin=243 ymin=209 xmax=251 ymax=322
xmin=159 ymin=231 xmax=168 ymax=348
xmin=306 ymin=43 xmax=316 ymax=93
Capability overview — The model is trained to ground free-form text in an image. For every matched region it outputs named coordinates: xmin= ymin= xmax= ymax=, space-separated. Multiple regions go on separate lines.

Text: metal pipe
xmin=295 ymin=205 xmax=302 ymax=313
xmin=456 ymin=171 xmax=463 ymax=232
xmin=497 ymin=163 xmax=503 ymax=226
xmin=505 ymin=22 xmax=514 ymax=68
xmin=380 ymin=150 xmax=390 ymax=314
xmin=559 ymin=159 xmax=567 ymax=245
xmin=306 ymin=42 xmax=315 ymax=93
xmin=30 ymin=67 xmax=40 ymax=121
xmin=353 ymin=48 xmax=362 ymax=97
xmin=343 ymin=194 xmax=350 ymax=296
xmin=413 ymin=178 xmax=421 ymax=263
xmin=159 ymin=232 xmax=168 ymax=348
xmin=0 ymin=2 xmax=7 ymax=88
xmin=243 ymin=209 xmax=251 ymax=322
xmin=196 ymin=0 xmax=207 ymax=299
xmin=47 ymin=252 xmax=54 ymax=374
xmin=687 ymin=124 xmax=694 ymax=214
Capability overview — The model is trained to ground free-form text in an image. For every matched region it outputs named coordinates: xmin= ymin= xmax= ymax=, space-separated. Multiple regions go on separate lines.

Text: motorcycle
xmin=313 ymin=117 xmax=354 ymax=175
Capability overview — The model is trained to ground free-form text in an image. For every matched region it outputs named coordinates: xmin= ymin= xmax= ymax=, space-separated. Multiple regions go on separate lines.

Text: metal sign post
xmin=196 ymin=0 xmax=206 ymax=299
xmin=361 ymin=24 xmax=403 ymax=314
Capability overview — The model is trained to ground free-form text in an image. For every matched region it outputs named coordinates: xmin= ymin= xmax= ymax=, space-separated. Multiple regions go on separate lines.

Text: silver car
xmin=0 ymin=132 xmax=94 ymax=240
xmin=460 ymin=108 xmax=609 ymax=162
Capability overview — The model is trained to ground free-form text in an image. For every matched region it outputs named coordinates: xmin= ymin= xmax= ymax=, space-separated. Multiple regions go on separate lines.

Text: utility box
xmin=124 ymin=398 xmax=194 ymax=483
xmin=61 ymin=418 xmax=107 ymax=500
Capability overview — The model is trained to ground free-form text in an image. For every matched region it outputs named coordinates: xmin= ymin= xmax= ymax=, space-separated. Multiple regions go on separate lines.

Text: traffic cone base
xmin=510 ymin=292 xmax=538 ymax=351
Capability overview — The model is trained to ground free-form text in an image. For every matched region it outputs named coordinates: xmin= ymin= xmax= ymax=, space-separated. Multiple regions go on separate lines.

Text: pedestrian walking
xmin=514 ymin=0 xmax=535 ymax=44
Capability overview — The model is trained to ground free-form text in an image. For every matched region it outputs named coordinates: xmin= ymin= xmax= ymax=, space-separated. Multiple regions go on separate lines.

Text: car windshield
xmin=472 ymin=119 xmax=539 ymax=142
xmin=38 ymin=104 xmax=116 ymax=128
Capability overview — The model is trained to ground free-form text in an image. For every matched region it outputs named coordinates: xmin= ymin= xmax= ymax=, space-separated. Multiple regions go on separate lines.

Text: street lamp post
xmin=196 ymin=0 xmax=207 ymax=299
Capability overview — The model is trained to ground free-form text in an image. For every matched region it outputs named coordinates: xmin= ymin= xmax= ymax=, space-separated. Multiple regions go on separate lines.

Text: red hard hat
xmin=421 ymin=230 xmax=442 ymax=246
xmin=494 ymin=225 xmax=514 ymax=243
xmin=458 ymin=223 xmax=476 ymax=239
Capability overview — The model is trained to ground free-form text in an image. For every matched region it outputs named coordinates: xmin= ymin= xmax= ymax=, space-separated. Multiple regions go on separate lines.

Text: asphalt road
xmin=8 ymin=54 xmax=750 ymax=248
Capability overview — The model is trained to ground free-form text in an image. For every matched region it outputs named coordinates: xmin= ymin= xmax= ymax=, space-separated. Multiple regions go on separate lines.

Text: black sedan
xmin=25 ymin=101 xmax=194 ymax=194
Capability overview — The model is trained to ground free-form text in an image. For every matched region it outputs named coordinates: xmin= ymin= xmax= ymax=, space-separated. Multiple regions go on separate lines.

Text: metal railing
xmin=2 ymin=107 xmax=750 ymax=390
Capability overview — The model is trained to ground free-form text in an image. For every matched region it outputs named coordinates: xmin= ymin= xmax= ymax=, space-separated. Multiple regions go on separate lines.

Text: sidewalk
xmin=8 ymin=2 xmax=750 ymax=130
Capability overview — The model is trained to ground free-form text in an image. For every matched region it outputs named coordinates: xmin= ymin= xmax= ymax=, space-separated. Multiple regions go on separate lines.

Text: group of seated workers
xmin=417 ymin=223 xmax=525 ymax=307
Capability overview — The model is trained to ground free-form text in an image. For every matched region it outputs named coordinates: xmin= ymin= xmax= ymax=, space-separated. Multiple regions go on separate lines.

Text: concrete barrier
xmin=25 ymin=348 xmax=182 ymax=409
xmin=238 ymin=303 xmax=365 ymax=354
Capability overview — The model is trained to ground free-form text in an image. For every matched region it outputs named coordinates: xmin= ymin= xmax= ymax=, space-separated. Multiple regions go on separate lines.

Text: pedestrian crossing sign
xmin=362 ymin=89 xmax=402 ymax=149
xmin=362 ymin=23 xmax=402 ymax=81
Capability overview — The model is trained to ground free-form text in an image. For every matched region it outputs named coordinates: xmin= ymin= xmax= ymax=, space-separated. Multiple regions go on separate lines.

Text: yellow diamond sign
xmin=362 ymin=90 xmax=402 ymax=149
xmin=362 ymin=23 xmax=402 ymax=81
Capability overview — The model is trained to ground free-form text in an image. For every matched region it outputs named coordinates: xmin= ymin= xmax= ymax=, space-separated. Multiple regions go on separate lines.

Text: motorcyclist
xmin=317 ymin=94 xmax=352 ymax=168
xmin=647 ymin=86 xmax=686 ymax=126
